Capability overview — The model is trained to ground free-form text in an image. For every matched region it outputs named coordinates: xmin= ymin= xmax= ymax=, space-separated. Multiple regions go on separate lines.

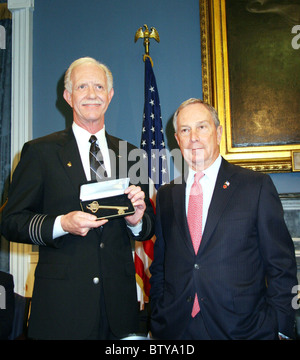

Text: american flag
xmin=135 ymin=56 xmax=169 ymax=309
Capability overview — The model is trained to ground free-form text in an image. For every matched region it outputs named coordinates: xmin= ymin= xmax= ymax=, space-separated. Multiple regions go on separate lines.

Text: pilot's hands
xmin=61 ymin=211 xmax=108 ymax=236
xmin=124 ymin=185 xmax=146 ymax=226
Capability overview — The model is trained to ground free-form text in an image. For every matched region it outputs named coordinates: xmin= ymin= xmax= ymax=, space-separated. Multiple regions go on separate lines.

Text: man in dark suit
xmin=0 ymin=271 xmax=14 ymax=339
xmin=1 ymin=57 xmax=155 ymax=339
xmin=150 ymin=98 xmax=298 ymax=340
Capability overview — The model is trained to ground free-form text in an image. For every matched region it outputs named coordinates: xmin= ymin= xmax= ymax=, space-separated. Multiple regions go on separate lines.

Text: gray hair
xmin=173 ymin=98 xmax=220 ymax=132
xmin=64 ymin=57 xmax=113 ymax=93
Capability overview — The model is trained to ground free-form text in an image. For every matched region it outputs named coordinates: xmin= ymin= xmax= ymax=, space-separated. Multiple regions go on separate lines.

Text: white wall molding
xmin=8 ymin=0 xmax=34 ymax=10
xmin=8 ymin=0 xmax=34 ymax=296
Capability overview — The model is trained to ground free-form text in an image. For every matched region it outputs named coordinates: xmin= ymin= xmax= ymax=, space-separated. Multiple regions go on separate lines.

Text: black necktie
xmin=89 ymin=135 xmax=107 ymax=181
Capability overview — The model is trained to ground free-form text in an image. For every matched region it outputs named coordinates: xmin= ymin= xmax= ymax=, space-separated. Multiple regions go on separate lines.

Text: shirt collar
xmin=187 ymin=154 xmax=222 ymax=185
xmin=72 ymin=122 xmax=106 ymax=146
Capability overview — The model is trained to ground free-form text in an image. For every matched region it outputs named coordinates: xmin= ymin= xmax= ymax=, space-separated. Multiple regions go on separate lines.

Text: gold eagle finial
xmin=134 ymin=24 xmax=160 ymax=57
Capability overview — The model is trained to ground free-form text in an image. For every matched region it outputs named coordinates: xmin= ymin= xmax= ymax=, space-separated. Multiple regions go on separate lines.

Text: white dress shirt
xmin=185 ymin=155 xmax=222 ymax=233
xmin=72 ymin=122 xmax=111 ymax=179
xmin=52 ymin=123 xmax=141 ymax=238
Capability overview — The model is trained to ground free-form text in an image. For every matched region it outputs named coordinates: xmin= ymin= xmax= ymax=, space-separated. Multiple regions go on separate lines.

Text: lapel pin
xmin=67 ymin=161 xmax=72 ymax=167
xmin=223 ymin=181 xmax=230 ymax=189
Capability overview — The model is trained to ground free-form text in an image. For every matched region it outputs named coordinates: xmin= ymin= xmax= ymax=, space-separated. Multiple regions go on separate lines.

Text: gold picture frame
xmin=199 ymin=0 xmax=300 ymax=172
xmin=292 ymin=151 xmax=300 ymax=172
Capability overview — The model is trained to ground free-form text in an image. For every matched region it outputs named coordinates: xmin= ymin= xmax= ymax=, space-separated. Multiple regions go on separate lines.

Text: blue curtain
xmin=0 ymin=3 xmax=12 ymax=272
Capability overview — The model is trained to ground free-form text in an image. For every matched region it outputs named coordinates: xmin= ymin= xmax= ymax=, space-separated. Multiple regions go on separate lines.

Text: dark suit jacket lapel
xmin=172 ymin=176 xmax=195 ymax=254
xmin=199 ymin=158 xmax=240 ymax=254
xmin=57 ymin=127 xmax=87 ymax=193
xmin=106 ymin=132 xmax=120 ymax=179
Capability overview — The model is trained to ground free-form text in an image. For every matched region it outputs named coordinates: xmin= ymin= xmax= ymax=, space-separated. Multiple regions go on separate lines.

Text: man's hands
xmin=60 ymin=185 xmax=146 ymax=236
xmin=124 ymin=185 xmax=146 ymax=227
xmin=61 ymin=211 xmax=108 ymax=236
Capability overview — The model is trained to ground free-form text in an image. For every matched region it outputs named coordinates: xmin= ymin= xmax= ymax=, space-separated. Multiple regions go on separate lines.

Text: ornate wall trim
xmin=8 ymin=0 xmax=34 ymax=296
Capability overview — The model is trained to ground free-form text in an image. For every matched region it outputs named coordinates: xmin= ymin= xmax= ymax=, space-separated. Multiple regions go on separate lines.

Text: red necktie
xmin=187 ymin=172 xmax=204 ymax=317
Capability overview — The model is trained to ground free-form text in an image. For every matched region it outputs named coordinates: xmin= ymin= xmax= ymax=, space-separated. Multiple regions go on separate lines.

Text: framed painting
xmin=200 ymin=0 xmax=300 ymax=172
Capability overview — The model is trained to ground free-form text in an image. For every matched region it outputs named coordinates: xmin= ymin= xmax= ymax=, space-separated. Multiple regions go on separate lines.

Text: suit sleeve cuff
xmin=126 ymin=219 xmax=143 ymax=236
xmin=29 ymin=214 xmax=64 ymax=248
xmin=53 ymin=215 xmax=69 ymax=239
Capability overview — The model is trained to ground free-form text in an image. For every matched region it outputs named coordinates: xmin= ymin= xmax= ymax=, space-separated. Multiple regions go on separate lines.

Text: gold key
xmin=86 ymin=201 xmax=129 ymax=215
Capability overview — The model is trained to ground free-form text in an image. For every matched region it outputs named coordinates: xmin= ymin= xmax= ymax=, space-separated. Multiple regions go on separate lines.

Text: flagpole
xmin=134 ymin=25 xmax=169 ymax=312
